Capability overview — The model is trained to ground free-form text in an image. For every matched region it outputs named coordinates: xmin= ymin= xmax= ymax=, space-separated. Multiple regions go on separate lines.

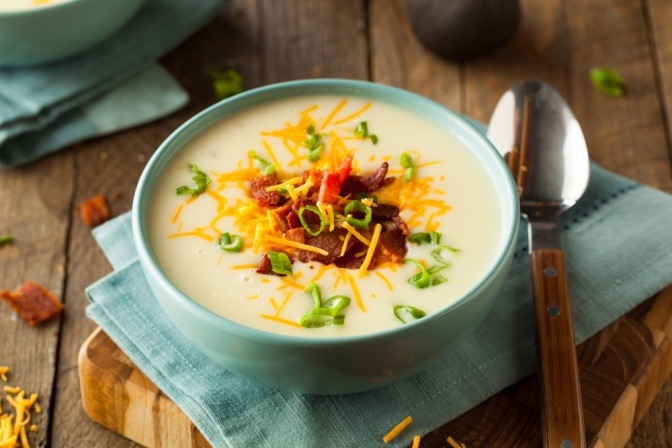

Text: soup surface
xmin=148 ymin=95 xmax=504 ymax=337
xmin=0 ymin=0 xmax=71 ymax=12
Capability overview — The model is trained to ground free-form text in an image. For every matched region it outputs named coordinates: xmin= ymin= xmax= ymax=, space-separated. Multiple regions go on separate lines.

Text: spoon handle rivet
xmin=543 ymin=266 xmax=557 ymax=277
xmin=547 ymin=305 xmax=561 ymax=317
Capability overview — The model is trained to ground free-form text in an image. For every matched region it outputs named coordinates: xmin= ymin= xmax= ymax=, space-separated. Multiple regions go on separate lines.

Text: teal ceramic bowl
xmin=133 ymin=79 xmax=520 ymax=395
xmin=0 ymin=0 xmax=145 ymax=67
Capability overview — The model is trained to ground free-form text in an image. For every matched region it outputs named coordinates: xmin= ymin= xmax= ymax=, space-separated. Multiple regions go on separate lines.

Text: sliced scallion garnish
xmin=176 ymin=164 xmax=211 ymax=197
xmin=343 ymin=200 xmax=372 ymax=228
xmin=431 ymin=244 xmax=460 ymax=265
xmin=393 ymin=305 xmax=427 ymax=324
xmin=304 ymin=125 xmax=326 ymax=162
xmin=300 ymin=282 xmax=351 ymax=328
xmin=399 ymin=153 xmax=415 ymax=181
xmin=0 ymin=235 xmax=13 ymax=247
xmin=218 ymin=232 xmax=243 ymax=252
xmin=404 ymin=259 xmax=431 ymax=289
xmin=209 ymin=68 xmax=244 ymax=101
xmin=267 ymin=251 xmax=293 ymax=276
xmin=408 ymin=231 xmax=442 ymax=245
xmin=249 ymin=150 xmax=276 ymax=175
xmin=298 ymin=205 xmax=327 ymax=236
xmin=354 ymin=121 xmax=378 ymax=144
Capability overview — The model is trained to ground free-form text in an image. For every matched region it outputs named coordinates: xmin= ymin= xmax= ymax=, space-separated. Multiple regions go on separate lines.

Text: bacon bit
xmin=77 ymin=194 xmax=110 ymax=227
xmin=392 ymin=215 xmax=410 ymax=236
xmin=0 ymin=282 xmax=63 ymax=326
xmin=317 ymin=172 xmax=342 ymax=204
xmin=285 ymin=228 xmax=305 ymax=245
xmin=250 ymin=174 xmax=283 ymax=207
xmin=360 ymin=161 xmax=389 ymax=192
xmin=377 ymin=228 xmax=408 ymax=262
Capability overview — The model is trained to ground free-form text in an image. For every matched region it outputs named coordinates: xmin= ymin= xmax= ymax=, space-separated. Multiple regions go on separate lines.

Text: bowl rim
xmin=0 ymin=0 xmax=83 ymax=16
xmin=132 ymin=78 xmax=520 ymax=347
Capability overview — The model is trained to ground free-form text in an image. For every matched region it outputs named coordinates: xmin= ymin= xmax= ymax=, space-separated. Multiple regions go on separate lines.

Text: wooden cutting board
xmin=78 ymin=285 xmax=672 ymax=448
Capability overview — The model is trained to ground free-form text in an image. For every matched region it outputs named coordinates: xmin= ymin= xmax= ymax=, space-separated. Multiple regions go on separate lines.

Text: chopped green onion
xmin=354 ymin=121 xmax=378 ymax=144
xmin=393 ymin=305 xmax=426 ymax=324
xmin=267 ymin=251 xmax=293 ymax=276
xmin=300 ymin=282 xmax=351 ymax=328
xmin=343 ymin=200 xmax=372 ymax=228
xmin=408 ymin=231 xmax=442 ymax=245
xmin=404 ymin=259 xmax=431 ymax=289
xmin=209 ymin=68 xmax=244 ymax=101
xmin=218 ymin=232 xmax=243 ymax=252
xmin=298 ymin=205 xmax=327 ymax=236
xmin=249 ymin=150 xmax=276 ymax=175
xmin=431 ymin=244 xmax=460 ymax=265
xmin=590 ymin=67 xmax=626 ymax=97
xmin=399 ymin=153 xmax=415 ymax=181
xmin=305 ymin=281 xmax=322 ymax=308
xmin=0 ymin=235 xmax=13 ymax=247
xmin=176 ymin=164 xmax=211 ymax=197
xmin=432 ymin=276 xmax=448 ymax=286
xmin=427 ymin=264 xmax=448 ymax=275
xmin=321 ymin=295 xmax=351 ymax=315
xmin=304 ymin=125 xmax=326 ymax=162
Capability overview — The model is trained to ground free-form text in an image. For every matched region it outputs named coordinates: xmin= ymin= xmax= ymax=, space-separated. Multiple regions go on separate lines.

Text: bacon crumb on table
xmin=0 ymin=281 xmax=63 ymax=326
xmin=77 ymin=194 xmax=110 ymax=227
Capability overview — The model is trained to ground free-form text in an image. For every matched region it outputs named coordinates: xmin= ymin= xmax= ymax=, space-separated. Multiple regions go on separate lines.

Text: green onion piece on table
xmin=209 ymin=68 xmax=244 ymax=101
xmin=0 ymin=235 xmax=13 ymax=247
xmin=393 ymin=305 xmax=426 ymax=324
xmin=590 ymin=67 xmax=626 ymax=97
xmin=343 ymin=200 xmax=372 ymax=228
xmin=218 ymin=232 xmax=243 ymax=252
xmin=267 ymin=251 xmax=292 ymax=276
xmin=399 ymin=153 xmax=415 ymax=181
xmin=176 ymin=164 xmax=211 ymax=197
xmin=298 ymin=205 xmax=328 ymax=236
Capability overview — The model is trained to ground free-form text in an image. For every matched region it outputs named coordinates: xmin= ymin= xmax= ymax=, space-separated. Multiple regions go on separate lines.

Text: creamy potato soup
xmin=0 ymin=0 xmax=70 ymax=12
xmin=149 ymin=96 xmax=503 ymax=337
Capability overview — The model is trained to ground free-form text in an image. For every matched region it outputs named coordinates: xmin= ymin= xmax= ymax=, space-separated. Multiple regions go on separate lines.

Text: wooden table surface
xmin=2 ymin=0 xmax=672 ymax=446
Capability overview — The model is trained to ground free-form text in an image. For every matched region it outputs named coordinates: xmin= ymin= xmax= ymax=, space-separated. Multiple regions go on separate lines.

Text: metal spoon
xmin=487 ymin=80 xmax=589 ymax=448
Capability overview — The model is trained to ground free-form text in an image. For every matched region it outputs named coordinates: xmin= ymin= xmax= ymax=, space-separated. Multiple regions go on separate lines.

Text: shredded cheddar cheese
xmin=412 ymin=435 xmax=421 ymax=448
xmin=358 ymin=223 xmax=381 ymax=276
xmin=383 ymin=415 xmax=413 ymax=443
xmin=264 ymin=235 xmax=328 ymax=256
xmin=340 ymin=222 xmax=370 ymax=246
xmin=447 ymin=436 xmax=467 ymax=448
xmin=0 ymin=368 xmax=39 ymax=448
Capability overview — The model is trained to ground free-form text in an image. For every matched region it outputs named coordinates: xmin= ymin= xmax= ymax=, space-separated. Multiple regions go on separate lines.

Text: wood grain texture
xmin=77 ymin=285 xmax=672 ymax=448
xmin=530 ymin=249 xmax=585 ymax=448
xmin=1 ymin=0 xmax=671 ymax=446
xmin=0 ymin=152 xmax=75 ymax=447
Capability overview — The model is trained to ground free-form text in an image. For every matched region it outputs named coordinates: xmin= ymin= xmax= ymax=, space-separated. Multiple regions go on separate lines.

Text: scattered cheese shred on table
xmin=447 ymin=435 xmax=467 ymax=448
xmin=383 ymin=415 xmax=413 ymax=443
xmin=0 ymin=368 xmax=40 ymax=448
xmin=411 ymin=434 xmax=421 ymax=448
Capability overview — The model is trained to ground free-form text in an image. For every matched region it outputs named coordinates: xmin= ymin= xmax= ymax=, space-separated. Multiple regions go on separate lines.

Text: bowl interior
xmin=132 ymin=79 xmax=520 ymax=345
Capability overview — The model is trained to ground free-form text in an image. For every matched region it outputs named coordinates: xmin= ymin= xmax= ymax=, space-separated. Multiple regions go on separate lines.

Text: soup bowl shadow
xmin=0 ymin=0 xmax=145 ymax=67
xmin=133 ymin=79 xmax=520 ymax=395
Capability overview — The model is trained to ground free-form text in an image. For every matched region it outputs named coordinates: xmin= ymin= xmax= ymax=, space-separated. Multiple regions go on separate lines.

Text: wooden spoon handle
xmin=530 ymin=249 xmax=586 ymax=448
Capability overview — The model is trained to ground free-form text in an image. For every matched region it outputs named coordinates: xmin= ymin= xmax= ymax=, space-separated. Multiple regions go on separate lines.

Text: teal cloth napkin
xmin=0 ymin=0 xmax=225 ymax=167
xmin=86 ymin=162 xmax=672 ymax=447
